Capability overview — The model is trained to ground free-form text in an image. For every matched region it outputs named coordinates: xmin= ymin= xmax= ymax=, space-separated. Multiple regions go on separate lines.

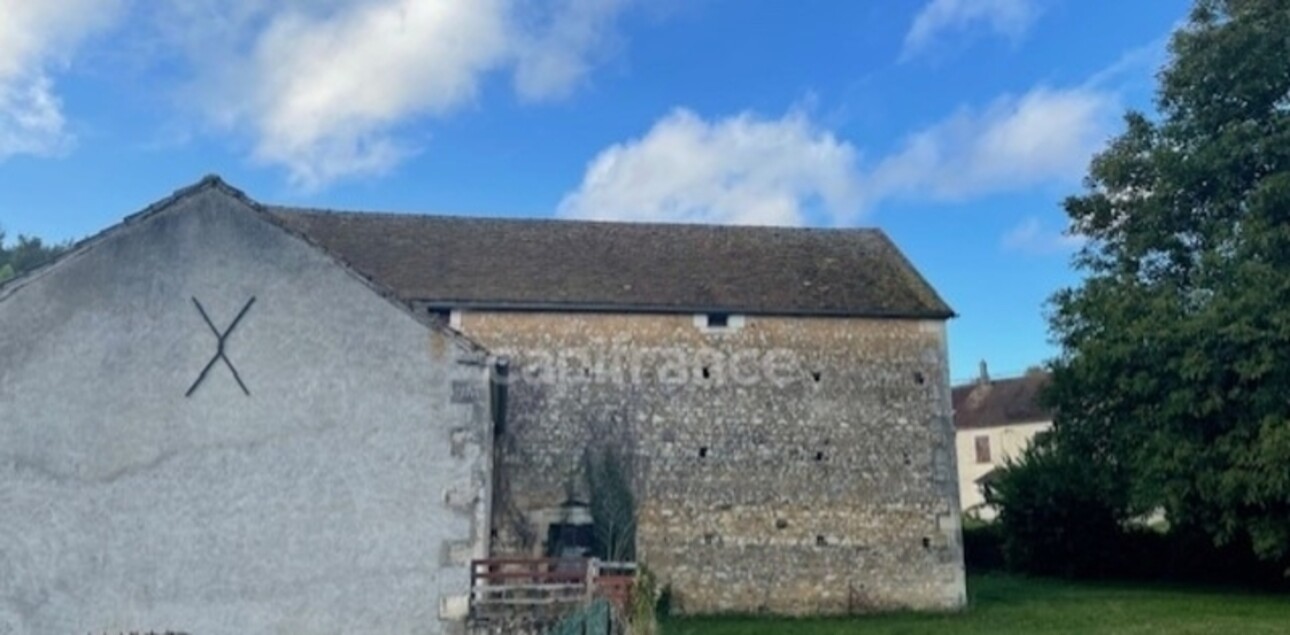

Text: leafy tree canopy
xmin=0 ymin=228 xmax=69 ymax=283
xmin=1048 ymin=0 xmax=1290 ymax=562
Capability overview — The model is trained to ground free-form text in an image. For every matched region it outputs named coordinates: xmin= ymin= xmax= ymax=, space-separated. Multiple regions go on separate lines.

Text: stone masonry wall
xmin=450 ymin=310 xmax=966 ymax=615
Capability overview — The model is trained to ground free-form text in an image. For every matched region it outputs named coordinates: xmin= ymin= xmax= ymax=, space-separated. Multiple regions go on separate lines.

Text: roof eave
xmin=954 ymin=417 xmax=1054 ymax=431
xmin=413 ymin=299 xmax=956 ymax=320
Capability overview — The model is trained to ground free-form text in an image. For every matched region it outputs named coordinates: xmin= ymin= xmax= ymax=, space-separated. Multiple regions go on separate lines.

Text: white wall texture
xmin=0 ymin=184 xmax=492 ymax=635
xmin=955 ymin=420 xmax=1051 ymax=519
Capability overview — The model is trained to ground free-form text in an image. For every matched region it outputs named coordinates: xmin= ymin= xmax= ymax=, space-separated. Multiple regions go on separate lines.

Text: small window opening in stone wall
xmin=541 ymin=500 xmax=596 ymax=559
xmin=704 ymin=533 xmax=717 ymax=545
xmin=913 ymin=371 xmax=926 ymax=385
xmin=546 ymin=520 xmax=595 ymax=559
xmin=810 ymin=370 xmax=822 ymax=383
xmin=974 ymin=435 xmax=992 ymax=464
xmin=427 ymin=307 xmax=461 ymax=329
xmin=922 ymin=537 xmax=931 ymax=549
xmin=699 ymin=446 xmax=709 ymax=458
xmin=816 ymin=535 xmax=828 ymax=546
xmin=695 ymin=312 xmax=745 ymax=333
xmin=701 ymin=366 xmax=711 ymax=379
xmin=776 ymin=518 xmax=789 ymax=530
xmin=814 ymin=451 xmax=825 ymax=462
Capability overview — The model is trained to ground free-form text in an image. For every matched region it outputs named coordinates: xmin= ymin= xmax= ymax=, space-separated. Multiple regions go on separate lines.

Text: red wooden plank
xmin=472 ymin=571 xmax=588 ymax=582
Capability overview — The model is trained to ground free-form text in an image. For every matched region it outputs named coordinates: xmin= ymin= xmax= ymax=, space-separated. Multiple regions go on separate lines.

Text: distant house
xmin=952 ymin=363 xmax=1052 ymax=520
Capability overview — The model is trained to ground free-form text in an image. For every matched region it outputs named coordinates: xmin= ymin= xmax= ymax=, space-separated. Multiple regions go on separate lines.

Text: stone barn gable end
xmin=0 ymin=177 xmax=494 ymax=635
xmin=268 ymin=197 xmax=965 ymax=615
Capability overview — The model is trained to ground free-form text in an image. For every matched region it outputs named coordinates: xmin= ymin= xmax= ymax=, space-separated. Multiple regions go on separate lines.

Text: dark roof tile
xmin=270 ymin=208 xmax=954 ymax=318
xmin=952 ymin=371 xmax=1052 ymax=430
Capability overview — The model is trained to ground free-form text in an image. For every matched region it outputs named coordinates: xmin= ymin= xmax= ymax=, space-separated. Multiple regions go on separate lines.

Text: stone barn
xmin=0 ymin=176 xmax=965 ymax=633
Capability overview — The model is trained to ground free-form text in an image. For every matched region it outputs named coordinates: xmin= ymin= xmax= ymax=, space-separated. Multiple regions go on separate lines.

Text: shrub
xmin=984 ymin=440 xmax=1289 ymax=587
xmin=628 ymin=564 xmax=659 ymax=635
xmin=1116 ymin=527 xmax=1287 ymax=587
xmin=961 ymin=522 xmax=1005 ymax=573
xmin=584 ymin=446 xmax=637 ymax=562
xmin=984 ymin=443 xmax=1128 ymax=578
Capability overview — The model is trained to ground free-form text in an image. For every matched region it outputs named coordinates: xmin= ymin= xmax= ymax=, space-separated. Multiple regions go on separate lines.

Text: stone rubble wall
xmin=450 ymin=310 xmax=966 ymax=615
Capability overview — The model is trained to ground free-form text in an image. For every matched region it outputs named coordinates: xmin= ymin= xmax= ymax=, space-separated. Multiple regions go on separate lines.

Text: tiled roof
xmin=953 ymin=371 xmax=1052 ymax=430
xmin=271 ymin=208 xmax=954 ymax=318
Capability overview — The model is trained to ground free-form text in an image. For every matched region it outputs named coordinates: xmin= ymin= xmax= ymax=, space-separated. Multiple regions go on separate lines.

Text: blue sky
xmin=0 ymin=0 xmax=1191 ymax=382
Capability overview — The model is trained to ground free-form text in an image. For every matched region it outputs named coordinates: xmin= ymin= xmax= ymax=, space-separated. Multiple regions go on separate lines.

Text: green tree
xmin=985 ymin=435 xmax=1132 ymax=578
xmin=1048 ymin=0 xmax=1290 ymax=562
xmin=0 ymin=228 xmax=69 ymax=282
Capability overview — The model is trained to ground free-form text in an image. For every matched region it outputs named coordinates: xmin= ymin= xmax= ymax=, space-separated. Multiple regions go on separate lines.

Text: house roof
xmin=270 ymin=208 xmax=955 ymax=318
xmin=952 ymin=370 xmax=1052 ymax=430
xmin=0 ymin=176 xmax=489 ymax=357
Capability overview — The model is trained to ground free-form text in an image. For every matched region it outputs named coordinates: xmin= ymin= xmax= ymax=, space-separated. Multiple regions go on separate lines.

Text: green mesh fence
xmin=551 ymin=598 xmax=613 ymax=635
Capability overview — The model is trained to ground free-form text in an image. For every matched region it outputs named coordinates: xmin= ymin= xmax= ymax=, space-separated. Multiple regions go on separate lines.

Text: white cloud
xmin=0 ymin=78 xmax=68 ymax=160
xmin=513 ymin=0 xmax=630 ymax=102
xmin=1 ymin=0 xmax=633 ymax=184
xmin=1002 ymin=216 xmax=1083 ymax=255
xmin=902 ymin=0 xmax=1037 ymax=60
xmin=212 ymin=0 xmax=512 ymax=188
xmin=1085 ymin=31 xmax=1174 ymax=91
xmin=558 ymin=108 xmax=861 ymax=226
xmin=868 ymin=86 xmax=1117 ymax=202
xmin=149 ymin=0 xmax=634 ymax=188
xmin=563 ymin=86 xmax=1113 ymax=228
xmin=0 ymin=0 xmax=124 ymax=160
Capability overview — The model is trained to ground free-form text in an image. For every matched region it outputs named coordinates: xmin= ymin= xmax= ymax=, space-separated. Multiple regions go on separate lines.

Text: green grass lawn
xmin=663 ymin=574 xmax=1290 ymax=634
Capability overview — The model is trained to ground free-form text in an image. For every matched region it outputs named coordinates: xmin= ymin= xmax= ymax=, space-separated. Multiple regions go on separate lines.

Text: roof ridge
xmin=269 ymin=205 xmax=883 ymax=235
xmin=1 ymin=176 xmax=493 ymax=358
xmin=952 ymin=370 xmax=1050 ymax=391
xmin=1 ymin=175 xmax=239 ymax=300
xmin=273 ymin=207 xmax=955 ymax=319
